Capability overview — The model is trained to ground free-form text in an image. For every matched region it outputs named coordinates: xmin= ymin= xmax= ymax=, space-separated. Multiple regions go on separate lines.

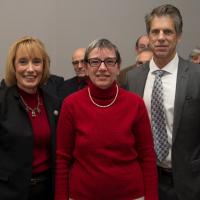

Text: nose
xmin=27 ymin=62 xmax=34 ymax=71
xmin=78 ymin=61 xmax=84 ymax=69
xmin=98 ymin=61 xmax=107 ymax=71
xmin=158 ymin=31 xmax=165 ymax=41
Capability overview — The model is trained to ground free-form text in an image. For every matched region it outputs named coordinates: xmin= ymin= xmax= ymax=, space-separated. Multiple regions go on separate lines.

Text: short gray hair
xmin=189 ymin=47 xmax=200 ymax=60
xmin=84 ymin=38 xmax=121 ymax=65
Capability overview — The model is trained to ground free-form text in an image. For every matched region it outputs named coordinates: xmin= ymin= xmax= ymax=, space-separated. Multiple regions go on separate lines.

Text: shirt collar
xmin=149 ymin=53 xmax=179 ymax=75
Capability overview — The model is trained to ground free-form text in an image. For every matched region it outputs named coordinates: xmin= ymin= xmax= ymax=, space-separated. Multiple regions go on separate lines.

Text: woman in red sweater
xmin=55 ymin=39 xmax=158 ymax=200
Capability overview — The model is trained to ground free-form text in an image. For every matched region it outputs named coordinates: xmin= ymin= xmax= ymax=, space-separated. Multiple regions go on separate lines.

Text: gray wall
xmin=0 ymin=0 xmax=199 ymax=80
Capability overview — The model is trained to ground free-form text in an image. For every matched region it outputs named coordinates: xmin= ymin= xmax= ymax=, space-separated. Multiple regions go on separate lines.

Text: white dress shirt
xmin=143 ymin=53 xmax=179 ymax=168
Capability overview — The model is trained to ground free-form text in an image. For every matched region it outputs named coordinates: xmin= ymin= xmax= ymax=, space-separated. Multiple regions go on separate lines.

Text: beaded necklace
xmin=20 ymin=93 xmax=41 ymax=117
xmin=88 ymin=84 xmax=119 ymax=108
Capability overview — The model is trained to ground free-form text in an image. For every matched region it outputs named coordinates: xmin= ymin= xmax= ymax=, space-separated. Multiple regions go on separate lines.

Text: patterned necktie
xmin=151 ymin=70 xmax=170 ymax=162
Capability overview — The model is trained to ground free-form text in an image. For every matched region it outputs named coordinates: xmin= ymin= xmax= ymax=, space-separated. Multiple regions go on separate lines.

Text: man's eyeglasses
xmin=136 ymin=61 xmax=145 ymax=66
xmin=72 ymin=59 xmax=85 ymax=66
xmin=87 ymin=58 xmax=117 ymax=68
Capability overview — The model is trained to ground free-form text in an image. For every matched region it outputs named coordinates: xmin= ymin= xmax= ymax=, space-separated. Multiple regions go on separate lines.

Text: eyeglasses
xmin=136 ymin=61 xmax=144 ymax=66
xmin=87 ymin=58 xmax=117 ymax=68
xmin=72 ymin=59 xmax=85 ymax=66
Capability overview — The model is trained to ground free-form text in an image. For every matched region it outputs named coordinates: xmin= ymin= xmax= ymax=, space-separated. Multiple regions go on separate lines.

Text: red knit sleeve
xmin=133 ymin=98 xmax=159 ymax=200
xmin=54 ymin=98 xmax=75 ymax=200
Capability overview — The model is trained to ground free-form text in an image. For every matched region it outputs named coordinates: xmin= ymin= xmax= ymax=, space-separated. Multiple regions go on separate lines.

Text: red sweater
xmin=55 ymin=81 xmax=158 ymax=200
xmin=19 ymin=89 xmax=51 ymax=174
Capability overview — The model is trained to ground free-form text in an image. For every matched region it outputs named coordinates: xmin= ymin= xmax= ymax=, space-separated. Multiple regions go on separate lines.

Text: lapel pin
xmin=53 ymin=110 xmax=59 ymax=116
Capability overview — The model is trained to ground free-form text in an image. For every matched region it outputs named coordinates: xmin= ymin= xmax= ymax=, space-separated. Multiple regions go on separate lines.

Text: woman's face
xmin=14 ymin=46 xmax=44 ymax=93
xmin=87 ymin=47 xmax=120 ymax=89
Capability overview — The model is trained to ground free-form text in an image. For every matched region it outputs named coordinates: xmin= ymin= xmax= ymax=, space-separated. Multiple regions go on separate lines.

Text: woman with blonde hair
xmin=0 ymin=36 xmax=60 ymax=200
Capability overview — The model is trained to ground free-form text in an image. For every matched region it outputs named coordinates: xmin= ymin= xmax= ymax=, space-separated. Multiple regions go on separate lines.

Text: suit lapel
xmin=137 ymin=63 xmax=150 ymax=97
xmin=172 ymin=57 xmax=189 ymax=143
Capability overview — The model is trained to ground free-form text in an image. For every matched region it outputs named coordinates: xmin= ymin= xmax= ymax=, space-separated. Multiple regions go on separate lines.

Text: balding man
xmin=59 ymin=48 xmax=87 ymax=100
xmin=189 ymin=47 xmax=200 ymax=64
xmin=72 ymin=48 xmax=87 ymax=77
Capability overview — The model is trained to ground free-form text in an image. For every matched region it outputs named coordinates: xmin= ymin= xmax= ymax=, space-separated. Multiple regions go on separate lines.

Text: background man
xmin=136 ymin=47 xmax=153 ymax=67
xmin=117 ymin=34 xmax=149 ymax=87
xmin=59 ymin=48 xmax=87 ymax=100
xmin=135 ymin=34 xmax=150 ymax=53
xmin=189 ymin=47 xmax=200 ymax=64
xmin=127 ymin=4 xmax=200 ymax=200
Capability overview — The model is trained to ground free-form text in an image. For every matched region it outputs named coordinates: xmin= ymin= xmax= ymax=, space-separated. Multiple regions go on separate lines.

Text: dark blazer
xmin=42 ymin=74 xmax=64 ymax=98
xmin=127 ymin=57 xmax=200 ymax=200
xmin=0 ymin=86 xmax=61 ymax=200
xmin=117 ymin=64 xmax=136 ymax=88
xmin=58 ymin=76 xmax=87 ymax=101
xmin=0 ymin=79 xmax=6 ymax=88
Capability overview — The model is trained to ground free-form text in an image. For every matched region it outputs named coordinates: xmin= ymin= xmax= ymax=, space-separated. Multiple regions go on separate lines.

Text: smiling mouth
xmin=24 ymin=76 xmax=37 ymax=80
xmin=96 ymin=75 xmax=110 ymax=79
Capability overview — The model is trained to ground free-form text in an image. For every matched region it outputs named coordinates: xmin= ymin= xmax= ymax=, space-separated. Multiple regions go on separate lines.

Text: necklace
xmin=20 ymin=93 xmax=41 ymax=117
xmin=88 ymin=84 xmax=119 ymax=108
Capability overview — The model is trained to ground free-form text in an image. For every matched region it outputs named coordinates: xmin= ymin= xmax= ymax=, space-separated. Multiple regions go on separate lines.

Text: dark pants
xmin=157 ymin=167 xmax=179 ymax=200
xmin=28 ymin=171 xmax=52 ymax=200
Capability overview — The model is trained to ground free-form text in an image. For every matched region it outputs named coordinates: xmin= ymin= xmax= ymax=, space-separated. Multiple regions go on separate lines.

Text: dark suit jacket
xmin=117 ymin=64 xmax=136 ymax=88
xmin=42 ymin=74 xmax=64 ymax=98
xmin=127 ymin=57 xmax=200 ymax=200
xmin=58 ymin=76 xmax=87 ymax=101
xmin=0 ymin=86 xmax=61 ymax=200
xmin=0 ymin=79 xmax=6 ymax=88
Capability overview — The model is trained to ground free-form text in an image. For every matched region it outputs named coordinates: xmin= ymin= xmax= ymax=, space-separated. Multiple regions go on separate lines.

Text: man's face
xmin=137 ymin=36 xmax=149 ymax=53
xmin=72 ymin=48 xmax=86 ymax=77
xmin=149 ymin=16 xmax=181 ymax=66
xmin=191 ymin=54 xmax=200 ymax=64
xmin=136 ymin=51 xmax=153 ymax=67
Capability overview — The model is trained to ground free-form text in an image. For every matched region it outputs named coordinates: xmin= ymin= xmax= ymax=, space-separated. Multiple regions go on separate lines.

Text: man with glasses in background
xmin=135 ymin=34 xmax=150 ymax=54
xmin=117 ymin=34 xmax=150 ymax=87
xmin=136 ymin=47 xmax=153 ymax=67
xmin=59 ymin=48 xmax=87 ymax=100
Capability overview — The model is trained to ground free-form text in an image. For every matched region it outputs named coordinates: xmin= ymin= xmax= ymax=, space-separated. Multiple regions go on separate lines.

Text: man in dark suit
xmin=127 ymin=4 xmax=200 ymax=200
xmin=59 ymin=48 xmax=87 ymax=100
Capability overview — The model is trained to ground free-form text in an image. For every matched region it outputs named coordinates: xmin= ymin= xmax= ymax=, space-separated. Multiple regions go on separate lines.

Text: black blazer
xmin=58 ymin=76 xmax=87 ymax=101
xmin=127 ymin=57 xmax=200 ymax=200
xmin=0 ymin=86 xmax=61 ymax=200
xmin=42 ymin=74 xmax=64 ymax=98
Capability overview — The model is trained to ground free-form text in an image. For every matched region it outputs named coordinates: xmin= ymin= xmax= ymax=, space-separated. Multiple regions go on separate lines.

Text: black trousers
xmin=157 ymin=167 xmax=179 ymax=200
xmin=28 ymin=171 xmax=52 ymax=200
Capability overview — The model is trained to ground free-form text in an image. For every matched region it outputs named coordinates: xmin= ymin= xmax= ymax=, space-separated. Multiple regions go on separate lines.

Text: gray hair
xmin=145 ymin=4 xmax=183 ymax=35
xmin=84 ymin=38 xmax=121 ymax=65
xmin=189 ymin=47 xmax=200 ymax=60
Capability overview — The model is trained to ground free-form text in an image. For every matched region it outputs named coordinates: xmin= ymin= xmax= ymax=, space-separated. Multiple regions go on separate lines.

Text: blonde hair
xmin=4 ymin=36 xmax=50 ymax=87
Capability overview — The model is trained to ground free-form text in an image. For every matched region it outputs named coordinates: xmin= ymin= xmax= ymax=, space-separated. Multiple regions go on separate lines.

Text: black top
xmin=59 ymin=76 xmax=87 ymax=101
